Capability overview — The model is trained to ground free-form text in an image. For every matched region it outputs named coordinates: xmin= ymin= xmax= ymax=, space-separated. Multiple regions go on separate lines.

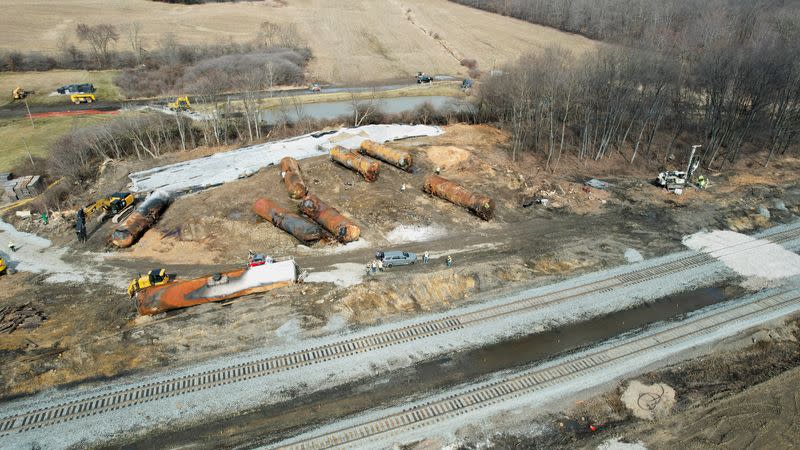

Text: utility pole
xmin=24 ymin=98 xmax=35 ymax=128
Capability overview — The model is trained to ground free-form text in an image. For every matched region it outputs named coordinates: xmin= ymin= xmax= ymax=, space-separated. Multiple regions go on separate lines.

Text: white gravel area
xmin=386 ymin=224 xmax=447 ymax=244
xmin=2 ymin=223 xmax=799 ymax=448
xmin=624 ymin=248 xmax=644 ymax=263
xmin=128 ymin=124 xmax=442 ymax=194
xmin=683 ymin=229 xmax=800 ymax=280
xmin=304 ymin=262 xmax=365 ymax=287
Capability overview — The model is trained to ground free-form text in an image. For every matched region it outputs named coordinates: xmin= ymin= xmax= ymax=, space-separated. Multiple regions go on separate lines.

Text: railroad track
xmin=1 ymin=226 xmax=799 ymax=437
xmin=277 ymin=288 xmax=800 ymax=449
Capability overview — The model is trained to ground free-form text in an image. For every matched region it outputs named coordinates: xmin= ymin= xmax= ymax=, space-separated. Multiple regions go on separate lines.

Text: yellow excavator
xmin=12 ymin=87 xmax=33 ymax=101
xmin=76 ymin=192 xmax=136 ymax=242
xmin=128 ymin=269 xmax=171 ymax=297
xmin=0 ymin=257 xmax=7 ymax=275
xmin=83 ymin=192 xmax=135 ymax=221
xmin=169 ymin=96 xmax=191 ymax=111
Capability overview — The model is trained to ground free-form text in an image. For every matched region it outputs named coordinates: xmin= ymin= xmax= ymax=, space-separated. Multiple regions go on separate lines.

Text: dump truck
xmin=132 ymin=257 xmax=301 ymax=315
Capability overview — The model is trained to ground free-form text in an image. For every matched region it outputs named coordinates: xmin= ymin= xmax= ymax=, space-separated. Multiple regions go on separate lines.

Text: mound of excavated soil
xmin=425 ymin=146 xmax=471 ymax=169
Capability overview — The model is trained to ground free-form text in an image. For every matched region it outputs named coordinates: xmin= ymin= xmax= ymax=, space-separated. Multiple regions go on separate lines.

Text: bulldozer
xmin=128 ymin=269 xmax=172 ymax=297
xmin=12 ymin=87 xmax=33 ymax=101
xmin=76 ymin=192 xmax=136 ymax=242
xmin=169 ymin=96 xmax=191 ymax=111
xmin=70 ymin=93 xmax=95 ymax=104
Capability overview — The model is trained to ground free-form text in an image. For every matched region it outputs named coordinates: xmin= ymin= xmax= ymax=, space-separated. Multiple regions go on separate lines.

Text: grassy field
xmin=0 ymin=70 xmax=122 ymax=107
xmin=0 ymin=114 xmax=113 ymax=171
xmin=0 ymin=0 xmax=597 ymax=84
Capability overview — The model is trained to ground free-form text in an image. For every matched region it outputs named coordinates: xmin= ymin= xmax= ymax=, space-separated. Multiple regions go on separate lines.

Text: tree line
xmin=456 ymin=0 xmax=800 ymax=167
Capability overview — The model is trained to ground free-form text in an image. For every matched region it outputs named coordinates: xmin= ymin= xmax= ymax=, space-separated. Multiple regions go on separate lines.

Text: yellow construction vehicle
xmin=128 ymin=269 xmax=171 ymax=297
xmin=169 ymin=96 xmax=191 ymax=111
xmin=70 ymin=93 xmax=95 ymax=104
xmin=12 ymin=87 xmax=33 ymax=101
xmin=82 ymin=192 xmax=135 ymax=221
xmin=0 ymin=257 xmax=7 ymax=275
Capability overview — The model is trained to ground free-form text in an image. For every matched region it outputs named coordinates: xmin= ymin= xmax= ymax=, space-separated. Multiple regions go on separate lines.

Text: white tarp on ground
xmin=128 ymin=124 xmax=443 ymax=194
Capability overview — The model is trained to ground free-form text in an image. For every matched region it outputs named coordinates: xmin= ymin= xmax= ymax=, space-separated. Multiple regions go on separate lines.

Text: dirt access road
xmin=1 ymin=0 xmax=597 ymax=83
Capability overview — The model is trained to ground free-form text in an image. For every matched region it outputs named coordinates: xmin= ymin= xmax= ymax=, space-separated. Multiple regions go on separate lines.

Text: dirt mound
xmin=425 ymin=146 xmax=472 ymax=169
xmin=338 ymin=270 xmax=478 ymax=324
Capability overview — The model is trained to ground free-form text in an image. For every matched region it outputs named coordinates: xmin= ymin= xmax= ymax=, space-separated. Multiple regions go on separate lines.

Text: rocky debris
xmin=0 ymin=303 xmax=46 ymax=334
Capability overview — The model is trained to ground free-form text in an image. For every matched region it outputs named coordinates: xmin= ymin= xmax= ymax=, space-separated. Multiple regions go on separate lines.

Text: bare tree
xmin=76 ymin=23 xmax=119 ymax=66
xmin=126 ymin=22 xmax=145 ymax=65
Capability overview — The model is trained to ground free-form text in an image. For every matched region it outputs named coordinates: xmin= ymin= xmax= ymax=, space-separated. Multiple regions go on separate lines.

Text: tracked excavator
xmin=75 ymin=192 xmax=136 ymax=242
xmin=12 ymin=87 xmax=33 ymax=101
xmin=169 ymin=96 xmax=191 ymax=111
xmin=128 ymin=269 xmax=172 ymax=297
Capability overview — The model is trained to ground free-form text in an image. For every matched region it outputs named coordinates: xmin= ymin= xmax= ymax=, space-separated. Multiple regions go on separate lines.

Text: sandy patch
xmin=620 ymin=380 xmax=676 ymax=420
xmin=123 ymin=230 xmax=221 ymax=265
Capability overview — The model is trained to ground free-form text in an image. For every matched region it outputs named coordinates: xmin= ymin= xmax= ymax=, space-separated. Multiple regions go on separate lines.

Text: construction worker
xmin=75 ymin=209 xmax=87 ymax=242
xmin=378 ymin=259 xmax=384 ymax=272
xmin=40 ymin=212 xmax=48 ymax=225
xmin=371 ymin=260 xmax=377 ymax=274
xmin=434 ymin=167 xmax=442 ymax=175
xmin=7 ymin=242 xmax=16 ymax=252
xmin=423 ymin=251 xmax=429 ymax=263
xmin=446 ymin=255 xmax=453 ymax=267
xmin=697 ymin=175 xmax=707 ymax=189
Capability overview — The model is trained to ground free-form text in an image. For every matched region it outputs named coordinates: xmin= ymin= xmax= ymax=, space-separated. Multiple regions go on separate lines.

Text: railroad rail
xmin=278 ymin=288 xmax=800 ymax=449
xmin=1 ymin=226 xmax=799 ymax=437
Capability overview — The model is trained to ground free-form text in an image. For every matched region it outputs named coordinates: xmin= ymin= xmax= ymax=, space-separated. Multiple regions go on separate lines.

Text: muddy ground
xmin=1 ymin=124 xmax=800 ymax=400
xmin=459 ymin=316 xmax=800 ymax=450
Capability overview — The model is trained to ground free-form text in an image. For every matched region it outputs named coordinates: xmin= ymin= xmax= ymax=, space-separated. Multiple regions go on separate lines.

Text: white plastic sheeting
xmin=128 ymin=124 xmax=443 ymax=194
xmin=199 ymin=259 xmax=297 ymax=298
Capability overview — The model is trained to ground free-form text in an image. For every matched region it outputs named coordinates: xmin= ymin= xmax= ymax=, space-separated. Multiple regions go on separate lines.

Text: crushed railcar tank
xmin=299 ymin=194 xmax=360 ymax=242
xmin=280 ymin=156 xmax=308 ymax=199
xmin=359 ymin=139 xmax=413 ymax=172
xmin=111 ymin=190 xmax=170 ymax=248
xmin=423 ymin=174 xmax=495 ymax=220
xmin=252 ymin=198 xmax=323 ymax=244
xmin=330 ymin=146 xmax=380 ymax=181
xmin=135 ymin=259 xmax=299 ymax=315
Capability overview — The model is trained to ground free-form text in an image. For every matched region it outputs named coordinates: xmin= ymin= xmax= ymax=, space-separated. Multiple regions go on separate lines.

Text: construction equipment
xmin=76 ymin=192 xmax=135 ymax=243
xmin=0 ymin=258 xmax=7 ymax=275
xmin=127 ymin=269 xmax=172 ymax=298
xmin=169 ymin=96 xmax=191 ymax=111
xmin=70 ymin=93 xmax=95 ymax=104
xmin=12 ymin=87 xmax=33 ymax=101
xmin=657 ymin=144 xmax=702 ymax=195
xmin=82 ymin=192 xmax=135 ymax=222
